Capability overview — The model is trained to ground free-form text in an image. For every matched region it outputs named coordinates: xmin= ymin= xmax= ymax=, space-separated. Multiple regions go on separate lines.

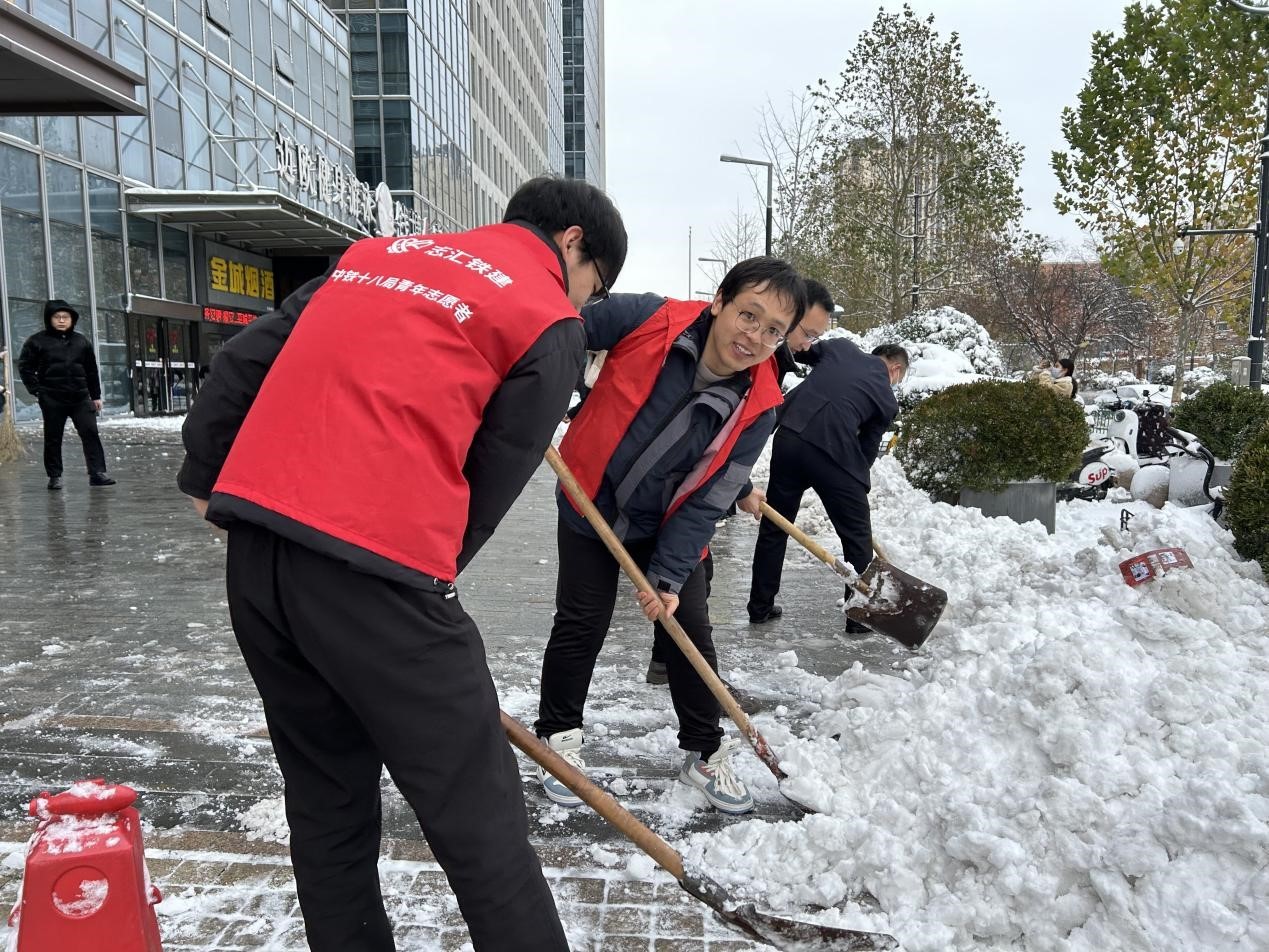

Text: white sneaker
xmin=679 ymin=738 xmax=754 ymax=814
xmin=538 ymin=728 xmax=585 ymax=808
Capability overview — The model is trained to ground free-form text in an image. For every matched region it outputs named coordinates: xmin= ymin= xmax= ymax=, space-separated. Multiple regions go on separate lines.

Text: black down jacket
xmin=18 ymin=300 xmax=101 ymax=404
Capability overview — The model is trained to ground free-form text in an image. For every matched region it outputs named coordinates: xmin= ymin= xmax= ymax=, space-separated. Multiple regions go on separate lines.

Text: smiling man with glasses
xmin=534 ymin=257 xmax=806 ymax=816
xmin=771 ymin=280 xmax=834 ymax=388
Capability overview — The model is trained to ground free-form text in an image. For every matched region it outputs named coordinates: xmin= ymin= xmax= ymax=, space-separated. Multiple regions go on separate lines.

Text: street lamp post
xmin=720 ymin=154 xmax=773 ymax=256
xmin=698 ymin=256 xmax=727 ymax=290
xmin=1217 ymin=0 xmax=1269 ymax=389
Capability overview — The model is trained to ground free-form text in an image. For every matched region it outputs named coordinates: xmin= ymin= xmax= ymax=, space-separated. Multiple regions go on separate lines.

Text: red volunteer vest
xmin=559 ymin=299 xmax=783 ymax=521
xmin=213 ymin=224 xmax=577 ymax=581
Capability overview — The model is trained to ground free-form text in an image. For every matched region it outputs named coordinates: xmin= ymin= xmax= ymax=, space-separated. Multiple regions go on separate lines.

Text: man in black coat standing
xmin=746 ymin=283 xmax=906 ymax=628
xmin=18 ymin=299 xmax=114 ymax=490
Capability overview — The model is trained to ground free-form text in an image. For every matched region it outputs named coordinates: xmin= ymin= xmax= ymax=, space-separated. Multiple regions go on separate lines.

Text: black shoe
xmin=747 ymin=605 xmax=783 ymax=624
xmin=845 ymin=618 xmax=872 ymax=635
xmin=645 ymin=660 xmax=668 ymax=685
xmin=47 ymin=477 xmax=62 ymax=491
xmin=89 ymin=473 xmax=116 ymax=486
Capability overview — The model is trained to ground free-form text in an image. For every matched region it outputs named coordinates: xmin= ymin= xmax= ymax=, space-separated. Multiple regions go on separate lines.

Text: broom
xmin=0 ymin=351 xmax=24 ymax=464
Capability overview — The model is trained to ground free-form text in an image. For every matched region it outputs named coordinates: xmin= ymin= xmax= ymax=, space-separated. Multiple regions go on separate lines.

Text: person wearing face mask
xmin=18 ymin=299 xmax=114 ymax=490
xmin=746 ymin=279 xmax=907 ymax=632
xmin=1032 ymin=357 xmax=1079 ymax=399
xmin=178 ymin=175 xmax=627 ymax=952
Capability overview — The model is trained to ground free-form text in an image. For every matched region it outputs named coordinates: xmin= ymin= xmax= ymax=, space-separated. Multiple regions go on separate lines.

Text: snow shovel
xmin=502 ymin=710 xmax=899 ymax=951
xmin=545 ymin=447 xmax=790 ymax=787
xmin=758 ymin=501 xmax=945 ymax=650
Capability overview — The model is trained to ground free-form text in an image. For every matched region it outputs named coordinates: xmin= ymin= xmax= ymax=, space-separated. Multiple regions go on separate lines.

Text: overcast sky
xmin=601 ymin=0 xmax=1129 ymax=298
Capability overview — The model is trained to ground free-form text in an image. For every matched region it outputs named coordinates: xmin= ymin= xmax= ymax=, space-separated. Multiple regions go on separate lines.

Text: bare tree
xmin=752 ymin=91 xmax=824 ymax=266
xmin=700 ymin=201 xmax=763 ymax=290
xmin=982 ymin=235 xmax=1147 ymax=366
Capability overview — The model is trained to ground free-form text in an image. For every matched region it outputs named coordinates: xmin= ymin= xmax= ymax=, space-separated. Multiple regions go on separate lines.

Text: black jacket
xmin=559 ymin=292 xmax=776 ymax=592
xmin=178 ymin=250 xmax=585 ymax=584
xmin=18 ymin=306 xmax=101 ymax=405
xmin=779 ymin=337 xmax=899 ymax=490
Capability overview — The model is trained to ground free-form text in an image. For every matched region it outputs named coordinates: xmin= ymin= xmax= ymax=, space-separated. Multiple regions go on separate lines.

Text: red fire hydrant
xmin=7 ymin=779 xmax=163 ymax=952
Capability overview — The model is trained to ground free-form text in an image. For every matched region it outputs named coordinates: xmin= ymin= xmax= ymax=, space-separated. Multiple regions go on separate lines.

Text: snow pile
xmin=818 ymin=309 xmax=994 ymax=407
xmin=238 ymin=797 xmax=290 ymax=844
xmin=685 ymin=457 xmax=1269 ymax=951
xmin=867 ymin=306 xmax=1005 ymax=378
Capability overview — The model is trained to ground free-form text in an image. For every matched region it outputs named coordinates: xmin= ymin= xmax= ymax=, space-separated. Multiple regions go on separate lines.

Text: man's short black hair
xmin=871 ymin=343 xmax=910 ymax=370
xmin=803 ymin=278 xmax=834 ymax=313
xmin=717 ymin=257 xmax=807 ymax=328
xmin=503 ymin=176 xmax=628 ymax=286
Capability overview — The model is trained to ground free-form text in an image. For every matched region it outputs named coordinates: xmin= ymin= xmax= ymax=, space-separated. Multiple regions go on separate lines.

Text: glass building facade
xmin=0 ymin=0 xmax=605 ymax=416
xmin=561 ymin=0 xmax=603 ymax=188
xmin=328 ymin=0 xmax=474 ymax=233
xmin=0 ymin=0 xmax=359 ymax=417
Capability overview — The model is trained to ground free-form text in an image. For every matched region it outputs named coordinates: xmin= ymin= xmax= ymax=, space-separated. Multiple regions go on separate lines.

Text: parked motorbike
xmin=1058 ymin=388 xmax=1222 ymax=515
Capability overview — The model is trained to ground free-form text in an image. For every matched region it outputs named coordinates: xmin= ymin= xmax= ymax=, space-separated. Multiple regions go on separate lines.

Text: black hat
xmin=43 ymin=299 xmax=80 ymax=327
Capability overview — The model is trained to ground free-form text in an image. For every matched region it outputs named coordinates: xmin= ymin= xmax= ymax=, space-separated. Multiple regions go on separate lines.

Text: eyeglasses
xmin=798 ymin=324 xmax=823 ymax=343
xmin=585 ymin=257 xmax=610 ymax=306
xmin=734 ymin=307 xmax=787 ymax=349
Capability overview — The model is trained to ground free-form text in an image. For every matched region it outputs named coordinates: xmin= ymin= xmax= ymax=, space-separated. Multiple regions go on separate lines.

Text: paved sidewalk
xmin=0 ymin=421 xmax=898 ymax=949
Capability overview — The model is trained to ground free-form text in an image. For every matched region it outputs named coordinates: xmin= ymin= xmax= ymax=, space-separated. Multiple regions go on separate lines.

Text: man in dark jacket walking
xmin=18 ymin=299 xmax=114 ymax=490
xmin=179 ymin=176 xmax=627 ymax=952
xmin=746 ymin=282 xmax=906 ymax=628
xmin=534 ymin=257 xmax=805 ymax=816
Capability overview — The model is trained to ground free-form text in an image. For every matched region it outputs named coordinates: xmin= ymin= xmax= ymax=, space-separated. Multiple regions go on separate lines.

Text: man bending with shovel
xmin=179 ymin=177 xmax=626 ymax=952
xmin=535 ymin=258 xmax=805 ymax=816
xmin=747 ymin=278 xmax=907 ymax=630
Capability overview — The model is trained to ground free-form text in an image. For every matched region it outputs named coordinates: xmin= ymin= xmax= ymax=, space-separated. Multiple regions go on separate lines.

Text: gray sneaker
xmin=679 ymin=738 xmax=754 ymax=814
xmin=538 ymin=728 xmax=585 ymax=808
xmin=645 ymin=660 xmax=668 ymax=684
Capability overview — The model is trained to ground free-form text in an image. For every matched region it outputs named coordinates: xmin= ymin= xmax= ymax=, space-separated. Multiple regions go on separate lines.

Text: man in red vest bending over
xmin=178 ymin=176 xmax=626 ymax=952
xmin=535 ymin=258 xmax=806 ymax=815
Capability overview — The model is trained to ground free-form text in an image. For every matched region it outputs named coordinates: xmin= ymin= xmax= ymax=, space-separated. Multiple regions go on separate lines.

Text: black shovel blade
xmin=847 ymin=558 xmax=946 ymax=650
xmin=681 ymin=871 xmax=899 ymax=951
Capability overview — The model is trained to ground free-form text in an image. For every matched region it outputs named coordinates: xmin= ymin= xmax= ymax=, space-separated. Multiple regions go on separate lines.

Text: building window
xmin=162 ymin=227 xmax=192 ymax=302
xmin=354 ymin=100 xmax=382 ymax=185
xmin=349 ymin=15 xmax=378 ymax=96
xmin=274 ymin=46 xmax=295 ymax=83
xmin=45 ymin=160 xmax=91 ymax=309
xmin=380 ymin=14 xmax=409 ymax=95
xmin=205 ymin=0 xmax=232 ymax=34
xmin=126 ymin=215 xmax=161 ymax=298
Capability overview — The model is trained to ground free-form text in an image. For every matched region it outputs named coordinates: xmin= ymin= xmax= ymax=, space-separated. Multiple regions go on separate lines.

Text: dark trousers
xmin=536 ymin=519 xmax=723 ymax=754
xmin=225 ymin=523 xmax=567 ymax=952
xmin=40 ymin=397 xmax=106 ymax=478
xmin=747 ymin=428 xmax=873 ymax=617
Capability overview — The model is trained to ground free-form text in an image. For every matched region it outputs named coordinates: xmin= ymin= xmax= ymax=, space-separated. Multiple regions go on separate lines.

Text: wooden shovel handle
xmin=758 ymin=501 xmax=867 ymax=595
xmin=501 ymin=710 xmax=685 ymax=880
xmin=546 ymin=447 xmax=785 ymax=781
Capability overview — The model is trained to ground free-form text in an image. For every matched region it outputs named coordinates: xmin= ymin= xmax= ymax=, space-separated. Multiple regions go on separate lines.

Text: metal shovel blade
xmin=846 ymin=557 xmax=947 ymax=650
xmin=681 ymin=871 xmax=899 ymax=951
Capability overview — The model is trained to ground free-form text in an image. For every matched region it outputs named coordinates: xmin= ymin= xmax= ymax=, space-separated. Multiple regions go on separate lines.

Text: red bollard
xmin=6 ymin=778 xmax=163 ymax=952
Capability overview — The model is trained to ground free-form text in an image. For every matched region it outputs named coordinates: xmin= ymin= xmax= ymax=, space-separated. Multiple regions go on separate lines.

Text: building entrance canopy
xmin=0 ymin=5 xmax=144 ymax=116
xmin=124 ymin=188 xmax=367 ymax=255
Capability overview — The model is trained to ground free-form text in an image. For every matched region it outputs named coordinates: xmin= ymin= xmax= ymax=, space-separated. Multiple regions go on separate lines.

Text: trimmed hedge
xmin=895 ymin=379 xmax=1089 ymax=498
xmin=1224 ymin=420 xmax=1269 ymax=577
xmin=1171 ymin=382 xmax=1269 ymax=461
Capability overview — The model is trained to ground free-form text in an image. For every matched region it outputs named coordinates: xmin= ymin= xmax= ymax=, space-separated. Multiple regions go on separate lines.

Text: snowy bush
xmin=1082 ymin=368 xmax=1143 ymax=392
xmin=1225 ymin=420 xmax=1269 ymax=576
xmin=866 ymin=306 xmax=1005 ymax=377
xmin=1157 ymin=364 xmax=1229 ymax=394
xmin=1171 ymin=382 xmax=1269 ymax=461
xmin=1182 ymin=365 xmax=1226 ymax=393
xmin=895 ymin=379 xmax=1089 ymax=497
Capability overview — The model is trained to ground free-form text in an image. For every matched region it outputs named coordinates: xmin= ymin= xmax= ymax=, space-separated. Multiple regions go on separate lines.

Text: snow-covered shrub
xmin=1225 ymin=420 xmax=1269 ymax=576
xmin=894 ymin=379 xmax=1089 ymax=498
xmin=866 ymin=306 xmax=1005 ymax=377
xmin=1171 ymin=381 xmax=1269 ymax=461
xmin=1082 ymin=368 xmax=1143 ymax=392
xmin=1182 ymin=365 xmax=1226 ymax=393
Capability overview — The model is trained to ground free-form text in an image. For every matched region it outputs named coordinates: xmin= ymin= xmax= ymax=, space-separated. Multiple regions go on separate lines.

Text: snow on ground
xmin=681 ymin=451 xmax=1269 ymax=951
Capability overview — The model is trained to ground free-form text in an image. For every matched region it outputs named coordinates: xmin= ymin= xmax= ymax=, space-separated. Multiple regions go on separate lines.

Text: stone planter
xmin=958 ymin=481 xmax=1057 ymax=534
